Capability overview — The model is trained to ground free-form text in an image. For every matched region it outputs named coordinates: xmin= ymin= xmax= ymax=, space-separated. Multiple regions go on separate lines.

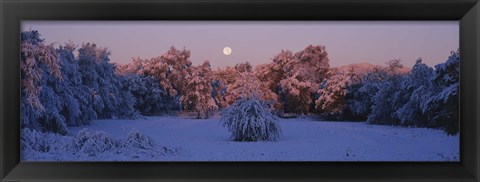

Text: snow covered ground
xmin=68 ymin=116 xmax=459 ymax=161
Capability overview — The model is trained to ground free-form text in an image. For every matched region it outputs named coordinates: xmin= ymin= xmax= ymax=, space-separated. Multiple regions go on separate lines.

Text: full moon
xmin=223 ymin=47 xmax=232 ymax=56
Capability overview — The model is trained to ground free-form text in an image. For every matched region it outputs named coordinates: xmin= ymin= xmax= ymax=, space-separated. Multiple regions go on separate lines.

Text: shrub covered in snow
xmin=21 ymin=128 xmax=173 ymax=161
xmin=220 ymin=96 xmax=281 ymax=142
xmin=125 ymin=128 xmax=155 ymax=149
xmin=75 ymin=129 xmax=118 ymax=156
xmin=21 ymin=128 xmax=77 ymax=160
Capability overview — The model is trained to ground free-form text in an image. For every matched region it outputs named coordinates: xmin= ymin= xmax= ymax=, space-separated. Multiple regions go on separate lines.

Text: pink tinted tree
xmin=180 ymin=61 xmax=218 ymax=119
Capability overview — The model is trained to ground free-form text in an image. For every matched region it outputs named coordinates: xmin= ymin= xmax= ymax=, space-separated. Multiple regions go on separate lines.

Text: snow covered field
xmin=69 ymin=116 xmax=459 ymax=161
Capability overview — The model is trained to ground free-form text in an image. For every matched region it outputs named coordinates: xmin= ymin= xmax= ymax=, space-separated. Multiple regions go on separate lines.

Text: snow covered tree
xmin=278 ymin=72 xmax=314 ymax=114
xmin=394 ymin=58 xmax=435 ymax=126
xmin=366 ymin=74 xmax=403 ymax=125
xmin=21 ymin=30 xmax=67 ymax=134
xmin=213 ymin=66 xmax=239 ymax=89
xmin=180 ymin=61 xmax=218 ymax=119
xmin=424 ymin=51 xmax=460 ymax=135
xmin=366 ymin=60 xmax=406 ymax=125
xmin=21 ymin=30 xmax=61 ymax=115
xmin=211 ymin=79 xmax=228 ymax=110
xmin=210 ymin=66 xmax=240 ymax=109
xmin=140 ymin=57 xmax=173 ymax=95
xmin=143 ymin=46 xmax=192 ymax=97
xmin=162 ymin=46 xmax=192 ymax=96
xmin=36 ymin=73 xmax=69 ymax=134
xmin=115 ymin=75 xmax=141 ymax=119
xmin=347 ymin=58 xmax=410 ymax=121
xmin=220 ymin=95 xmax=282 ymax=142
xmin=272 ymin=49 xmax=294 ymax=75
xmin=278 ymin=45 xmax=330 ymax=114
xmin=77 ymin=43 xmax=137 ymax=119
xmin=77 ymin=43 xmax=105 ymax=115
xmin=116 ymin=58 xmax=147 ymax=76
xmin=264 ymin=50 xmax=294 ymax=92
xmin=386 ymin=59 xmax=404 ymax=74
xmin=121 ymin=74 xmax=179 ymax=115
xmin=234 ymin=61 xmax=252 ymax=73
xmin=21 ymin=31 xmax=130 ymax=134
xmin=225 ymin=71 xmax=280 ymax=110
xmin=347 ymin=66 xmax=388 ymax=119
xmin=116 ymin=58 xmax=180 ymax=115
xmin=56 ymin=43 xmax=96 ymax=126
xmin=253 ymin=62 xmax=279 ymax=93
xmin=212 ymin=62 xmax=281 ymax=110
xmin=291 ymin=45 xmax=330 ymax=87
xmin=315 ymin=69 xmax=361 ymax=118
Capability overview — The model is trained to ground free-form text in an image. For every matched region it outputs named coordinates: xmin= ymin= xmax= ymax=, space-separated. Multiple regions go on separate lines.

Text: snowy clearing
xmin=69 ymin=116 xmax=459 ymax=161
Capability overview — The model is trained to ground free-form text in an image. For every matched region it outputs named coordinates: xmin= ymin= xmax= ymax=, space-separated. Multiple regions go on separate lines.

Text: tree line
xmin=20 ymin=30 xmax=459 ymax=135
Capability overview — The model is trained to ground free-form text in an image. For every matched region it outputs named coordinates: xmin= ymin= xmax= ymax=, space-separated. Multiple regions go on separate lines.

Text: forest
xmin=20 ymin=30 xmax=459 ymax=161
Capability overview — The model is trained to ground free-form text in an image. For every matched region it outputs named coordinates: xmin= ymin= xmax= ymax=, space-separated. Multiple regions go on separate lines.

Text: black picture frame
xmin=1 ymin=0 xmax=479 ymax=181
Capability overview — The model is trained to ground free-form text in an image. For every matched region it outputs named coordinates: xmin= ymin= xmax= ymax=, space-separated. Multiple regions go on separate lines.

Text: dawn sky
xmin=22 ymin=21 xmax=458 ymax=68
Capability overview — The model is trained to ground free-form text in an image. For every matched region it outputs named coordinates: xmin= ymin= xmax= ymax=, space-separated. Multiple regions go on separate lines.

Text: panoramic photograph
xmin=20 ymin=21 xmax=459 ymax=161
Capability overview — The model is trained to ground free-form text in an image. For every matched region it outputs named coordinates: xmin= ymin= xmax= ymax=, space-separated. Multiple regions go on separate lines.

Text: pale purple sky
xmin=22 ymin=21 xmax=458 ymax=68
